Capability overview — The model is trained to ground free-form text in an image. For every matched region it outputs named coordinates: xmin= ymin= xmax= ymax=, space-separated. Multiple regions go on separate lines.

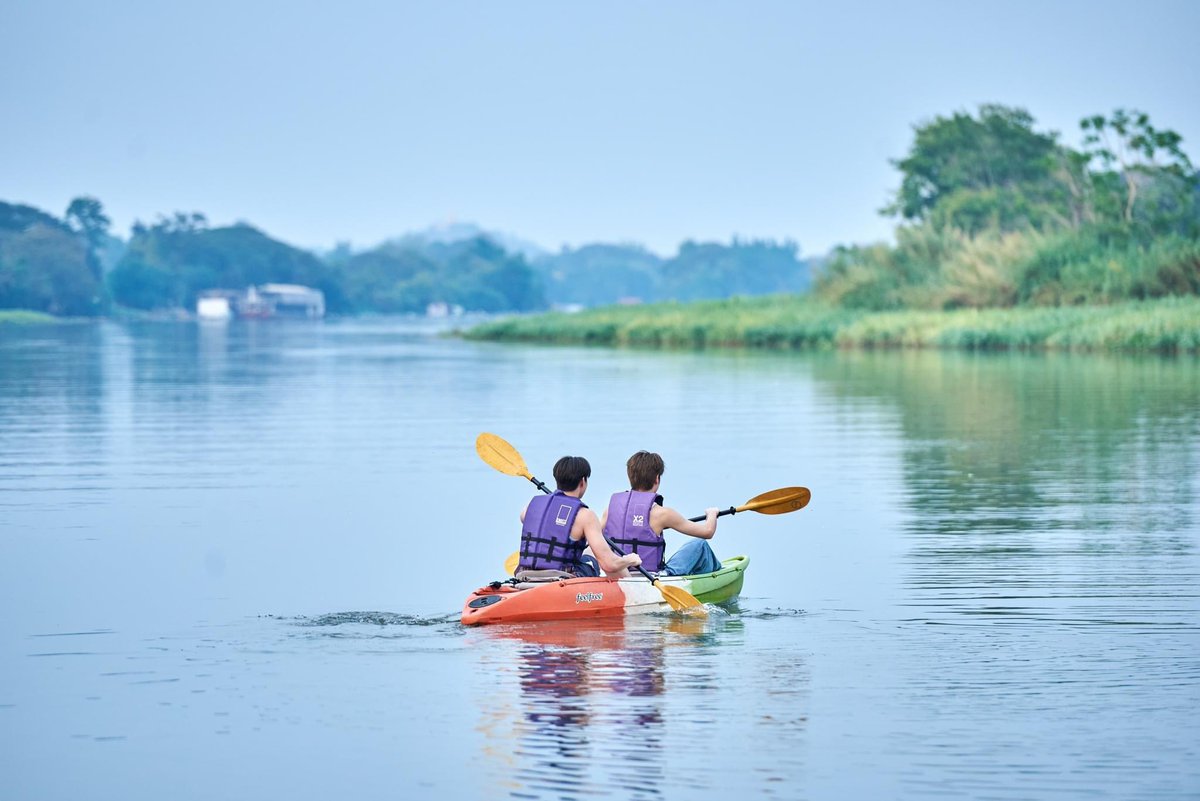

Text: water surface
xmin=1 ymin=319 xmax=1197 ymax=799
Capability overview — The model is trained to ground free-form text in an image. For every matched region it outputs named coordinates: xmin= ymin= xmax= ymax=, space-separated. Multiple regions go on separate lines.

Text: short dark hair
xmin=626 ymin=451 xmax=664 ymax=491
xmin=553 ymin=456 xmax=591 ymax=492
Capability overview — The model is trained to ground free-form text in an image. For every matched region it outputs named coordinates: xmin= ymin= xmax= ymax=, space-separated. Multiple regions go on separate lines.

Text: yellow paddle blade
xmin=504 ymin=551 xmax=520 ymax=577
xmin=476 ymin=432 xmax=532 ymax=479
xmin=654 ymin=579 xmax=707 ymax=614
xmin=737 ymin=486 xmax=811 ymax=515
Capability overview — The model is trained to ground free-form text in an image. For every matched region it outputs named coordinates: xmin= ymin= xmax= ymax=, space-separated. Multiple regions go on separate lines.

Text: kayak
xmin=460 ymin=555 xmax=748 ymax=626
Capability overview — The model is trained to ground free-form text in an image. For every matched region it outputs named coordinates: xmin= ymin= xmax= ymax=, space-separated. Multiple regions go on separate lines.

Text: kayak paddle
xmin=476 ymin=432 xmax=706 ymax=614
xmin=687 ymin=486 xmax=811 ymax=522
xmin=476 ymin=432 xmax=551 ymax=493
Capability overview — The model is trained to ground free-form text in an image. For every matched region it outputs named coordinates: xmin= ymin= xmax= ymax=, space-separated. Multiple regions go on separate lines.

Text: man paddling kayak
xmin=601 ymin=451 xmax=723 ymax=576
xmin=518 ymin=456 xmax=642 ymax=578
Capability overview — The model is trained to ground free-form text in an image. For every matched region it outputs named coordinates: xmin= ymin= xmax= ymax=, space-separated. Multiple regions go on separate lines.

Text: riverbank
xmin=463 ymin=295 xmax=1200 ymax=353
xmin=0 ymin=309 xmax=59 ymax=324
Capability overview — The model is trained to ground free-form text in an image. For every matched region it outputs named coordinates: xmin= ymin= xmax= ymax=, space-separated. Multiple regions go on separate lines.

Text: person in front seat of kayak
xmin=519 ymin=455 xmax=642 ymax=578
xmin=601 ymin=450 xmax=722 ymax=576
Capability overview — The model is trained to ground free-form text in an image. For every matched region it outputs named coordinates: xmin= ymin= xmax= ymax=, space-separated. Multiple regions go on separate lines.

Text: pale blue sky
xmin=3 ymin=0 xmax=1197 ymax=256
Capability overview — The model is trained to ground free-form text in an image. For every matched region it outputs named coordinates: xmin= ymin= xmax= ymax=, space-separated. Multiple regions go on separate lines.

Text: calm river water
xmin=1 ymin=318 xmax=1198 ymax=800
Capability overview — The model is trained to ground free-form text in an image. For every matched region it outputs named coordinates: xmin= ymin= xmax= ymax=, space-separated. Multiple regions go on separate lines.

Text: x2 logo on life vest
xmin=555 ymin=504 xmax=572 ymax=526
xmin=632 ymin=514 xmax=645 ymax=526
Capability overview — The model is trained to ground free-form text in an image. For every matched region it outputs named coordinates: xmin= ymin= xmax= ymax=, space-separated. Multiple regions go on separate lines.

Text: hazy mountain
xmin=387 ymin=222 xmax=548 ymax=261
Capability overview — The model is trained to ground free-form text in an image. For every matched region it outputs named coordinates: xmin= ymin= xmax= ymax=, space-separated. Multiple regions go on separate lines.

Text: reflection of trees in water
xmin=812 ymin=350 xmax=1199 ymax=545
xmin=0 ymin=324 xmax=108 ymax=518
xmin=812 ymin=350 xmax=1199 ymax=623
xmin=1 ymin=322 xmax=106 ymax=421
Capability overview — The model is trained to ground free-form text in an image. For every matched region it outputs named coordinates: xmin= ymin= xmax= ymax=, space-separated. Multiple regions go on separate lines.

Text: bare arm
xmin=654 ymin=505 xmax=718 ymax=539
xmin=577 ymin=508 xmax=641 ymax=576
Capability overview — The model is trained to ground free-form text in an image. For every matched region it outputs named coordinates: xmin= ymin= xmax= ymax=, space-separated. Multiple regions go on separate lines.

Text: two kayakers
xmin=601 ymin=450 xmax=723 ymax=576
xmin=518 ymin=456 xmax=643 ymax=578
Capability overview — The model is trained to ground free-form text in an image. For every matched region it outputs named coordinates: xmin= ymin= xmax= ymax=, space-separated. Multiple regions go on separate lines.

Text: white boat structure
xmin=197 ymin=284 xmax=325 ymax=320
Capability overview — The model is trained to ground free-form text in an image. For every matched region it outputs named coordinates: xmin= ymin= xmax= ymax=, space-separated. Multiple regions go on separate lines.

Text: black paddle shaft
xmin=603 ymin=536 xmax=662 ymax=583
xmin=688 ymin=506 xmax=738 ymax=523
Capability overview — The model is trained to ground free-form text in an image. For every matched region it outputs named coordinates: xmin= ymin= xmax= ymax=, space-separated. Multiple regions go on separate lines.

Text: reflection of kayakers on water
xmin=511 ymin=622 xmax=670 ymax=722
xmin=510 ymin=630 xmax=667 ymax=787
xmin=518 ymin=456 xmax=642 ymax=578
xmin=601 ymin=451 xmax=723 ymax=576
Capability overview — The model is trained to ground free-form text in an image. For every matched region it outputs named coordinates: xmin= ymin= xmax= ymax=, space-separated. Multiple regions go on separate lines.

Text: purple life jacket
xmin=519 ymin=491 xmax=587 ymax=573
xmin=603 ymin=490 xmax=666 ymax=572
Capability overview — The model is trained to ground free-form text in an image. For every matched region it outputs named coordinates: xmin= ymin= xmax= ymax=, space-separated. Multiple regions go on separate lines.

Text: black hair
xmin=553 ymin=456 xmax=591 ymax=492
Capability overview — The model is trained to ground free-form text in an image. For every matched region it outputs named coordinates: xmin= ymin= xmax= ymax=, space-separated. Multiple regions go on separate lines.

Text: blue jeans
xmin=660 ymin=539 xmax=722 ymax=576
xmin=575 ymin=554 xmax=600 ymax=577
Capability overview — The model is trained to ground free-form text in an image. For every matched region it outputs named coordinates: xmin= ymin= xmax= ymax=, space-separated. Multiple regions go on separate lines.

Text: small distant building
xmin=196 ymin=284 xmax=325 ymax=320
xmin=255 ymin=284 xmax=325 ymax=318
xmin=426 ymin=301 xmax=464 ymax=318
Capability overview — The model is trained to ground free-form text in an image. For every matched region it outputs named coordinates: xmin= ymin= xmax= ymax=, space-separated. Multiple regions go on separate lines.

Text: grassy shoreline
xmin=463 ymin=296 xmax=1200 ymax=354
xmin=0 ymin=309 xmax=60 ymax=324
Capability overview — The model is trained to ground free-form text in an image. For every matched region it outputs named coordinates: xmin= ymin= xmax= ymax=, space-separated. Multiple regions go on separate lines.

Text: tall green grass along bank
xmin=0 ymin=309 xmax=59 ymax=324
xmin=463 ymin=296 xmax=1200 ymax=354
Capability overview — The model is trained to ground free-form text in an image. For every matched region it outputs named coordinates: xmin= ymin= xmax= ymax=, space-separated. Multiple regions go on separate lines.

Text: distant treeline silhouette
xmin=2 ymin=104 xmax=1196 ymax=320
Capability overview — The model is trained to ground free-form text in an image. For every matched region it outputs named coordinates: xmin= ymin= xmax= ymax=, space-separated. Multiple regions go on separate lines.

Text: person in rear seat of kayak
xmin=601 ymin=450 xmax=722 ymax=576
xmin=519 ymin=455 xmax=642 ymax=578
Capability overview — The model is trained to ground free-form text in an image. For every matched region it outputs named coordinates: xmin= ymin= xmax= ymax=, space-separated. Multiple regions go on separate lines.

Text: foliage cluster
xmin=334 ymin=236 xmax=545 ymax=314
xmin=0 ymin=201 xmax=104 ymax=316
xmin=533 ymin=239 xmax=810 ymax=307
xmin=109 ymin=214 xmax=338 ymax=311
xmin=817 ymin=105 xmax=1199 ymax=311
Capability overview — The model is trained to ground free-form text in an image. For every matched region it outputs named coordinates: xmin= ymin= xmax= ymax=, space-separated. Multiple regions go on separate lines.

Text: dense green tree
xmin=887 ymin=105 xmax=1066 ymax=233
xmin=65 ymin=196 xmax=111 ymax=281
xmin=1 ymin=202 xmax=68 ymax=234
xmin=335 ymin=246 xmax=440 ymax=313
xmin=0 ymin=202 xmax=101 ymax=315
xmin=333 ymin=236 xmax=546 ymax=314
xmin=533 ymin=244 xmax=664 ymax=307
xmin=1081 ymin=109 xmax=1193 ymax=222
xmin=108 ymin=217 xmax=337 ymax=311
xmin=1080 ymin=109 xmax=1196 ymax=234
xmin=436 ymin=237 xmax=545 ymax=312
xmin=660 ymin=239 xmax=809 ymax=302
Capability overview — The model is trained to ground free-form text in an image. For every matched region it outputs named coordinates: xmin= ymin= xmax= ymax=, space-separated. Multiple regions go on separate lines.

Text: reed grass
xmin=465 ymin=296 xmax=1200 ymax=354
xmin=0 ymin=309 xmax=59 ymax=324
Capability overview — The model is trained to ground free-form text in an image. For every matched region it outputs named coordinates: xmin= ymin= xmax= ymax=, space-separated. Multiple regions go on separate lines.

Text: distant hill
xmin=532 ymin=239 xmax=812 ymax=308
xmin=533 ymin=243 xmax=665 ymax=307
xmin=387 ymin=222 xmax=548 ymax=261
xmin=336 ymin=235 xmax=546 ymax=314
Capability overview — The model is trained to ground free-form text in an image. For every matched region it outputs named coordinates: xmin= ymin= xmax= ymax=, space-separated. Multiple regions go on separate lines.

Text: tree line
xmin=0 ymin=201 xmax=810 ymax=317
xmin=3 ymin=104 xmax=1194 ymax=319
